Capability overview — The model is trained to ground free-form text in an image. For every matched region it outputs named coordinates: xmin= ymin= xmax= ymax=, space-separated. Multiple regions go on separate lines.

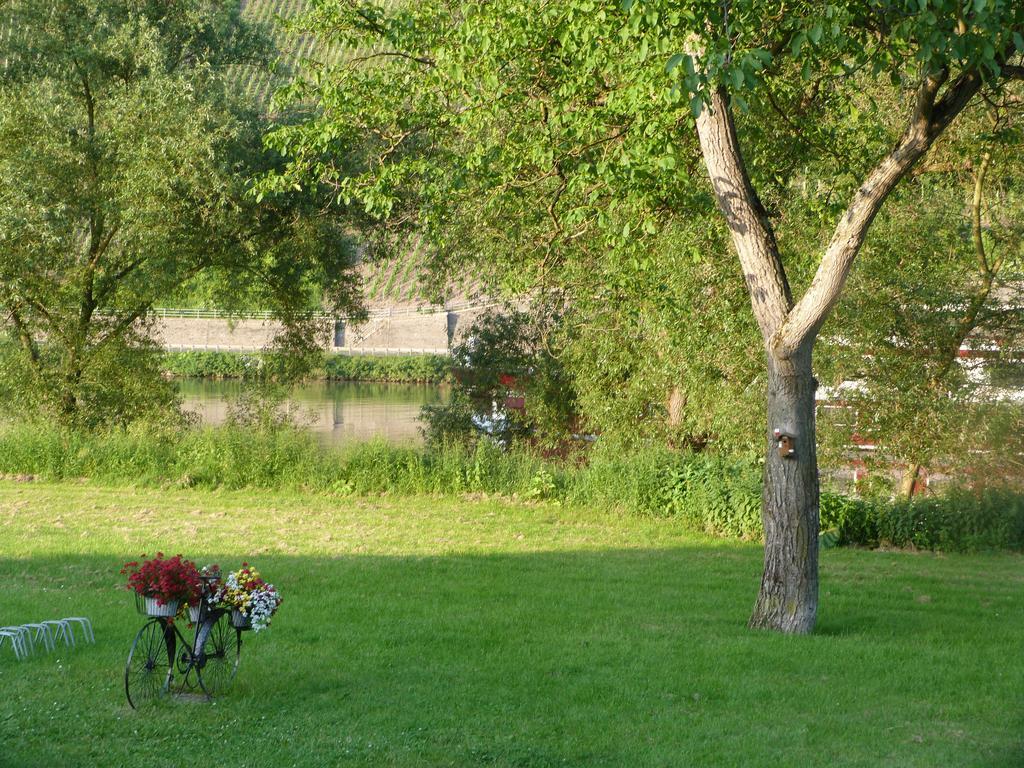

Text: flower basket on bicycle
xmin=122 ymin=553 xmax=201 ymax=618
xmin=212 ymin=564 xmax=282 ymax=633
xmin=141 ymin=595 xmax=179 ymax=617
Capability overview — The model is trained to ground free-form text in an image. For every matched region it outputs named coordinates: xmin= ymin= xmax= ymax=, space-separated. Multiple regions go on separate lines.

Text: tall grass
xmin=0 ymin=422 xmax=540 ymax=496
xmin=0 ymin=421 xmax=1020 ymax=551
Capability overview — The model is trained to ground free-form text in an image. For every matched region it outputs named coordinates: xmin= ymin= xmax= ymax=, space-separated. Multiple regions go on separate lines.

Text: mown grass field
xmin=0 ymin=481 xmax=1022 ymax=767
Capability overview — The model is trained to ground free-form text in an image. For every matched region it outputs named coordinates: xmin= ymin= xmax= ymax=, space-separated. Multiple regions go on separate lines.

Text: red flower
xmin=121 ymin=553 xmax=201 ymax=605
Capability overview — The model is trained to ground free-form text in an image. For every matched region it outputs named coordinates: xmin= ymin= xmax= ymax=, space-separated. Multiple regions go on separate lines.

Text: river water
xmin=177 ymin=379 xmax=449 ymax=445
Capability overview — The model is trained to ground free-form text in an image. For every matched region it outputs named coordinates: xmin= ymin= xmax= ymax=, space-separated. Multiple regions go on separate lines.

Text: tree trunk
xmin=900 ymin=463 xmax=922 ymax=500
xmin=749 ymin=345 xmax=819 ymax=634
xmin=59 ymin=352 xmax=84 ymax=422
xmin=59 ymin=384 xmax=79 ymax=421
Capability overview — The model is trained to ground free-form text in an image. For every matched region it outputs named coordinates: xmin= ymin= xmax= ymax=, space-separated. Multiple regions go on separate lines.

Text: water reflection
xmin=176 ymin=379 xmax=449 ymax=445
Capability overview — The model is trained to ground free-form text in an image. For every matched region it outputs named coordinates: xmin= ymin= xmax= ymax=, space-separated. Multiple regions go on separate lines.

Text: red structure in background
xmin=498 ymin=373 xmax=527 ymax=412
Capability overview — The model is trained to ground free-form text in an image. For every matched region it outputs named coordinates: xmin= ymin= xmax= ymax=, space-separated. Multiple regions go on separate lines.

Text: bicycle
xmin=124 ymin=575 xmax=245 ymax=708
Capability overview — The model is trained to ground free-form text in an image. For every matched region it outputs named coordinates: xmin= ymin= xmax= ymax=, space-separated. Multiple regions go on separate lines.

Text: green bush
xmin=163 ymin=351 xmax=265 ymax=379
xmin=162 ymin=351 xmax=451 ymax=383
xmin=820 ymin=492 xmax=874 ymax=546
xmin=565 ymin=447 xmax=763 ymax=537
xmin=324 ymin=354 xmax=450 ymax=383
xmin=875 ymin=489 xmax=1024 ymax=551
xmin=813 ymin=488 xmax=1024 ymax=552
xmin=566 ymin=447 xmax=673 ymax=513
xmin=420 ymin=309 xmax=577 ymax=448
xmin=658 ymin=455 xmax=762 ymax=538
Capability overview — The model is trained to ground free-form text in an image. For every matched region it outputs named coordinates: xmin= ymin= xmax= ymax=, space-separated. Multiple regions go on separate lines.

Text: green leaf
xmin=790 ymin=32 xmax=806 ymax=57
xmin=689 ymin=94 xmax=703 ymax=118
xmin=666 ymin=53 xmax=684 ymax=74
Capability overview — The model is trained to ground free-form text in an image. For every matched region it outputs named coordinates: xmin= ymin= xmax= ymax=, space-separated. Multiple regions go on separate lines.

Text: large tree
xmin=682 ymin=4 xmax=1024 ymax=632
xmin=0 ymin=0 xmax=361 ymax=425
xmin=264 ymin=0 xmax=1024 ymax=632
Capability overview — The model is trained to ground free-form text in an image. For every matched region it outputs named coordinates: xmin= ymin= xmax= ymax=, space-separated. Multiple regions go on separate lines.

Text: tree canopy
xmin=0 ymin=0 xmax=362 ymax=424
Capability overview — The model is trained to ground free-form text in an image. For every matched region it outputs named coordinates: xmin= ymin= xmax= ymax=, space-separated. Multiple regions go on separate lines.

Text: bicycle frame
xmin=125 ymin=574 xmax=242 ymax=707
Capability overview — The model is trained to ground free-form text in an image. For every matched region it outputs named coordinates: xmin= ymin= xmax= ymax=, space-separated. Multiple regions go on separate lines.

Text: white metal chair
xmin=62 ymin=617 xmax=94 ymax=644
xmin=0 ymin=626 xmax=33 ymax=656
xmin=22 ymin=623 xmax=55 ymax=652
xmin=0 ymin=628 xmax=26 ymax=660
xmin=41 ymin=619 xmax=75 ymax=648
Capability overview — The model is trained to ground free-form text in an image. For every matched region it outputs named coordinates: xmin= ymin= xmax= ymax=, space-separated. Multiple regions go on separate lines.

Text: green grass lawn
xmin=0 ymin=481 xmax=1021 ymax=767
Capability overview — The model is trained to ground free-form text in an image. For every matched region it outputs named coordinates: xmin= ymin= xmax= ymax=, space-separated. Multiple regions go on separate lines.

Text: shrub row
xmin=162 ymin=351 xmax=452 ymax=383
xmin=818 ymin=489 xmax=1024 ymax=552
xmin=322 ymin=354 xmax=451 ymax=383
xmin=163 ymin=351 xmax=263 ymax=378
xmin=0 ymin=422 xmax=1019 ymax=552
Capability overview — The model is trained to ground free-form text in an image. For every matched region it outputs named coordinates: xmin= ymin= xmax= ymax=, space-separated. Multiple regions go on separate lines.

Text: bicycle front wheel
xmin=195 ymin=611 xmax=239 ymax=697
xmin=124 ymin=620 xmax=173 ymax=709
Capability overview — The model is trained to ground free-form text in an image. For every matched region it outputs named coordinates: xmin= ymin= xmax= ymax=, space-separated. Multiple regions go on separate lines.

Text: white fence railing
xmin=150 ymin=301 xmax=501 ymax=321
xmin=165 ymin=344 xmax=451 ymax=356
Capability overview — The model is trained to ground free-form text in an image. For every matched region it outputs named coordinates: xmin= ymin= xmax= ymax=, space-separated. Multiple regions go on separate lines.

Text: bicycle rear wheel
xmin=124 ymin=619 xmax=173 ymax=709
xmin=195 ymin=611 xmax=239 ymax=697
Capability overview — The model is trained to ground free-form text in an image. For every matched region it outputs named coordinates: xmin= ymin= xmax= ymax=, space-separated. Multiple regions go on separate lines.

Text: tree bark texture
xmin=692 ymin=88 xmax=793 ymax=342
xmin=750 ymin=346 xmax=819 ymax=633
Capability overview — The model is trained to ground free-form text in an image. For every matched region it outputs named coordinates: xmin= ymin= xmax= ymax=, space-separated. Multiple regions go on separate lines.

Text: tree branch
xmin=89 ymin=224 xmax=119 ymax=268
xmin=350 ymin=51 xmax=435 ymax=67
xmin=929 ymin=69 xmax=984 ymax=136
xmin=776 ymin=69 xmax=982 ymax=357
xmin=8 ymin=306 xmax=42 ymax=372
xmin=93 ymin=252 xmax=144 ymax=304
xmin=693 ymin=86 xmax=793 ymax=342
xmin=971 ymin=152 xmax=992 ymax=276
xmin=95 ymin=303 xmax=152 ymax=349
